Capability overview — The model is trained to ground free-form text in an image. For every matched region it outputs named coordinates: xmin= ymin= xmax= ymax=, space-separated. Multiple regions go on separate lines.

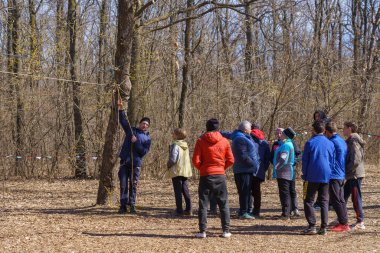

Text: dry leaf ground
xmin=1 ymin=165 xmax=379 ymax=252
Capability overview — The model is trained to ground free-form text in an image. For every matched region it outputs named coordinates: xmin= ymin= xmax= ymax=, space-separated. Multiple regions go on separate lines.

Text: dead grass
xmin=0 ymin=165 xmax=379 ymax=253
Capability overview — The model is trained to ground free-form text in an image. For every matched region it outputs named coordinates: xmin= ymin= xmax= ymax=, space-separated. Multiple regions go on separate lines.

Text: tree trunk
xmin=95 ymin=0 xmax=110 ymax=178
xmin=68 ymin=0 xmax=87 ymax=178
xmin=178 ymin=0 xmax=193 ymax=128
xmin=127 ymin=23 xmax=141 ymax=126
xmin=7 ymin=0 xmax=25 ymax=177
xmin=97 ymin=0 xmax=135 ymax=205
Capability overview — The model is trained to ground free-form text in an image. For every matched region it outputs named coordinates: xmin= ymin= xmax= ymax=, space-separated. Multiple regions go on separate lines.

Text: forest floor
xmin=1 ymin=165 xmax=379 ymax=253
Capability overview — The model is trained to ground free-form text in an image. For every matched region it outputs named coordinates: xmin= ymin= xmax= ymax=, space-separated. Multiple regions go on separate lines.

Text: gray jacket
xmin=345 ymin=133 xmax=366 ymax=179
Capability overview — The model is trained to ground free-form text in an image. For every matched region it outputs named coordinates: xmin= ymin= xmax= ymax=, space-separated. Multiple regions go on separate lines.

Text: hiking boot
xmin=221 ymin=231 xmax=232 ymax=238
xmin=330 ymin=224 xmax=350 ymax=232
xmin=195 ymin=232 xmax=206 ymax=238
xmin=130 ymin=205 xmax=137 ymax=214
xmin=239 ymin=213 xmax=255 ymax=219
xmin=318 ymin=227 xmax=328 ymax=235
xmin=118 ymin=205 xmax=127 ymax=214
xmin=301 ymin=226 xmax=317 ymax=235
xmin=351 ymin=222 xmax=365 ymax=230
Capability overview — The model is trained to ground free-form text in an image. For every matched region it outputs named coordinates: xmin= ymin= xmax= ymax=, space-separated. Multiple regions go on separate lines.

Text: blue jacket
xmin=273 ymin=139 xmax=295 ymax=180
xmin=119 ymin=110 xmax=151 ymax=167
xmin=302 ymin=134 xmax=334 ymax=183
xmin=221 ymin=130 xmax=260 ymax=175
xmin=251 ymin=135 xmax=271 ymax=181
xmin=329 ymin=134 xmax=347 ymax=180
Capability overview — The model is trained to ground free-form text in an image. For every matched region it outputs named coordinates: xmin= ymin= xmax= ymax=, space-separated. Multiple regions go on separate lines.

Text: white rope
xmin=0 ymin=70 xmax=108 ymax=86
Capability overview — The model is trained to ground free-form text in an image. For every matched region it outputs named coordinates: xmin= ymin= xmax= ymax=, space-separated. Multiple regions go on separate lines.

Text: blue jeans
xmin=118 ymin=161 xmax=141 ymax=207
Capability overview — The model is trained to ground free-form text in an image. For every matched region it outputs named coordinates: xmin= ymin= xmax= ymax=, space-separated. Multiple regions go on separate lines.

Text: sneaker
xmin=351 ymin=222 xmax=365 ymax=230
xmin=195 ymin=232 xmax=206 ymax=238
xmin=301 ymin=226 xmax=317 ymax=235
xmin=313 ymin=203 xmax=321 ymax=211
xmin=239 ymin=213 xmax=255 ymax=219
xmin=183 ymin=210 xmax=193 ymax=216
xmin=318 ymin=227 xmax=328 ymax=235
xmin=118 ymin=206 xmax=127 ymax=214
xmin=130 ymin=205 xmax=137 ymax=214
xmin=221 ymin=231 xmax=232 ymax=238
xmin=328 ymin=218 xmax=339 ymax=227
xmin=330 ymin=224 xmax=350 ymax=232
xmin=291 ymin=209 xmax=301 ymax=217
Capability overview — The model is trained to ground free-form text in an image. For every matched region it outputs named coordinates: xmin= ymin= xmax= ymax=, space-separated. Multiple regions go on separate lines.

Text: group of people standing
xmin=116 ymin=100 xmax=366 ymax=238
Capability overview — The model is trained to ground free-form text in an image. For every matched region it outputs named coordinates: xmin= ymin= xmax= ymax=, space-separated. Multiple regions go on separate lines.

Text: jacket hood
xmin=349 ymin=133 xmax=366 ymax=147
xmin=202 ymin=131 xmax=224 ymax=144
xmin=174 ymin=140 xmax=188 ymax=150
xmin=251 ymin=129 xmax=265 ymax=140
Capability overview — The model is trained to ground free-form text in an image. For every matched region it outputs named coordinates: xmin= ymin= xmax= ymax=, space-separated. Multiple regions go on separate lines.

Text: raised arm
xmin=118 ymin=100 xmax=133 ymax=135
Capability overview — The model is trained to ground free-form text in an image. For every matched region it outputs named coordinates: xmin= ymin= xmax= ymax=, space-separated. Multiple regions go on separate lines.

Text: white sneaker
xmin=222 ymin=231 xmax=232 ymax=238
xmin=195 ymin=232 xmax=206 ymax=238
xmin=351 ymin=222 xmax=365 ymax=230
xmin=329 ymin=218 xmax=339 ymax=227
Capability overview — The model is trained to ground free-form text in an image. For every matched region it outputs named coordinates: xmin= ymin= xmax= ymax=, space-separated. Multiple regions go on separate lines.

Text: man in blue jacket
xmin=273 ymin=127 xmax=296 ymax=220
xmin=301 ymin=121 xmax=334 ymax=235
xmin=222 ymin=121 xmax=260 ymax=219
xmin=117 ymin=100 xmax=151 ymax=214
xmin=325 ymin=122 xmax=349 ymax=232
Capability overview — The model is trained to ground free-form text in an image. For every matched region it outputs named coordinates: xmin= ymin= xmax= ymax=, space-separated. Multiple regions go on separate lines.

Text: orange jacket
xmin=192 ymin=131 xmax=234 ymax=176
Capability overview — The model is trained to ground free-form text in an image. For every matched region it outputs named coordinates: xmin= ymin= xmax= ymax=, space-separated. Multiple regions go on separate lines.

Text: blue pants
xmin=234 ymin=173 xmax=253 ymax=215
xmin=118 ymin=161 xmax=141 ymax=207
xmin=344 ymin=178 xmax=364 ymax=223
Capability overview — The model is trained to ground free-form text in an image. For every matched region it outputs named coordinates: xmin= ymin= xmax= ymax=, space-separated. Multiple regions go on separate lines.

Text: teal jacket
xmin=273 ymin=139 xmax=295 ymax=180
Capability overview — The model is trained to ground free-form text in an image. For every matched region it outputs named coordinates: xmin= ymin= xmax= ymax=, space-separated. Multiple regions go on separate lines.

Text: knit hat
xmin=206 ymin=118 xmax=219 ymax=131
xmin=139 ymin=117 xmax=150 ymax=125
xmin=282 ymin=127 xmax=296 ymax=139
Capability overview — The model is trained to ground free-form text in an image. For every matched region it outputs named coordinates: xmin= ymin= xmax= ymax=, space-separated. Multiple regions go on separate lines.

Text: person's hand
xmin=117 ymin=99 xmax=123 ymax=110
xmin=131 ymin=135 xmax=137 ymax=143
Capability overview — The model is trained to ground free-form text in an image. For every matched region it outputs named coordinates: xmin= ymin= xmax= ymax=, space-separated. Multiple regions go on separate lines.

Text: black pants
xmin=290 ymin=179 xmax=298 ymax=211
xmin=329 ymin=179 xmax=348 ymax=225
xmin=304 ymin=182 xmax=329 ymax=228
xmin=277 ymin=178 xmax=292 ymax=217
xmin=235 ymin=173 xmax=253 ymax=215
xmin=344 ymin=178 xmax=364 ymax=223
xmin=198 ymin=175 xmax=230 ymax=233
xmin=250 ymin=176 xmax=262 ymax=215
xmin=172 ymin=176 xmax=192 ymax=214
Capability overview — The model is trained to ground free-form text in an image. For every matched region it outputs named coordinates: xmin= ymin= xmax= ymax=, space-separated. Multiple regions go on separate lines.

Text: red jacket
xmin=251 ymin=129 xmax=265 ymax=140
xmin=192 ymin=131 xmax=234 ymax=176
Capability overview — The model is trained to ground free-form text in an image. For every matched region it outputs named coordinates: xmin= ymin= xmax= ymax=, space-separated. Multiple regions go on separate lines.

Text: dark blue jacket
xmin=302 ymin=134 xmax=334 ymax=183
xmin=221 ymin=130 xmax=260 ymax=175
xmin=119 ymin=110 xmax=151 ymax=167
xmin=251 ymin=135 xmax=271 ymax=181
xmin=329 ymin=134 xmax=347 ymax=180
